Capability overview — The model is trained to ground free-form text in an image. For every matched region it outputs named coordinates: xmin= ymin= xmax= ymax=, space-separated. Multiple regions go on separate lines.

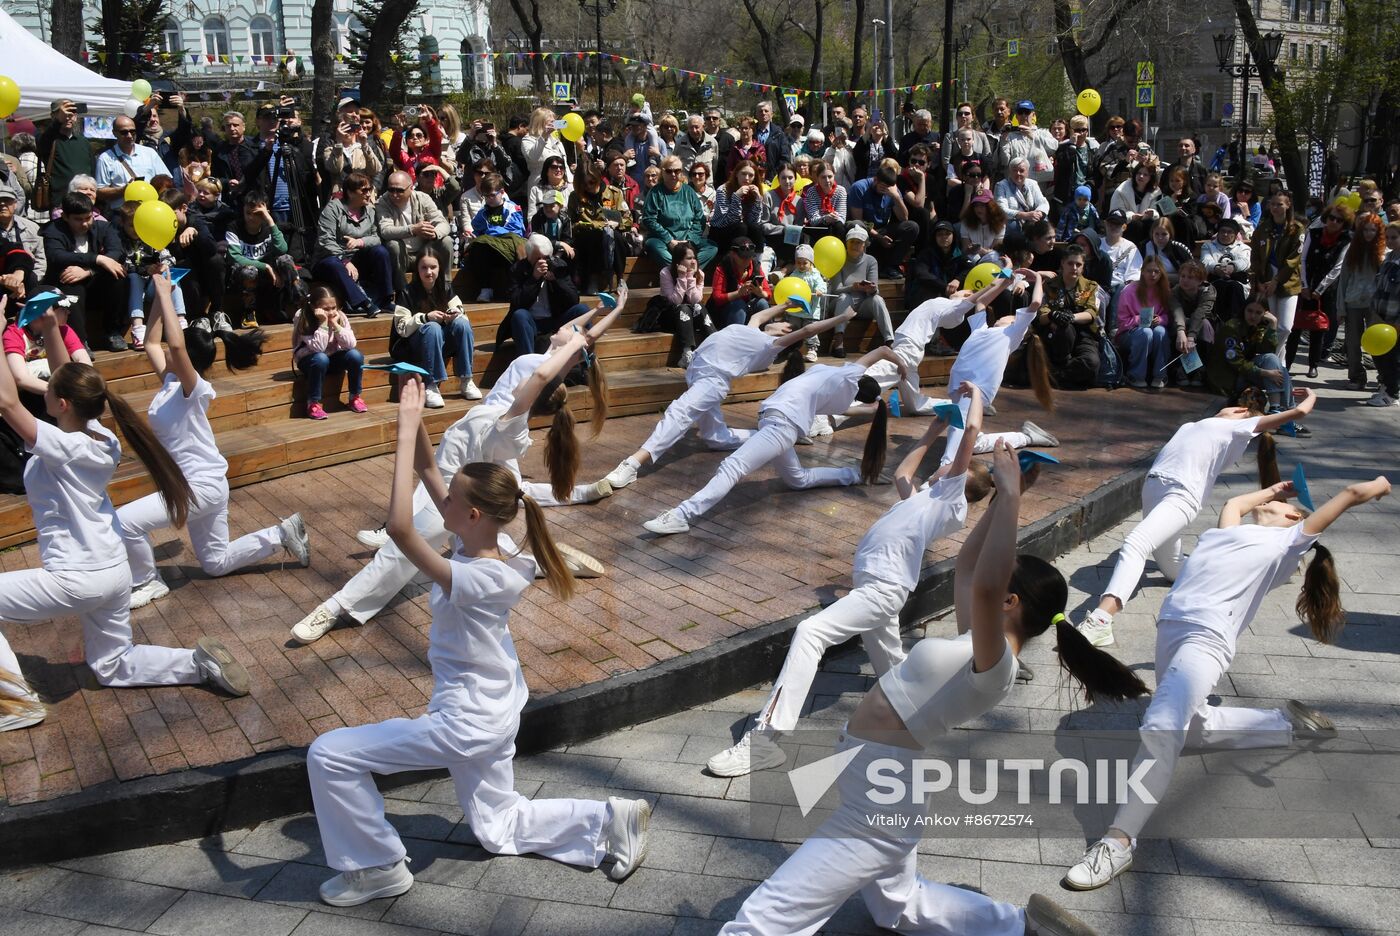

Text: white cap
xmin=788 ymin=113 xmax=805 ymax=126
xmin=795 ymin=244 xmax=815 ymax=262
xmin=844 ymin=225 xmax=869 ymax=243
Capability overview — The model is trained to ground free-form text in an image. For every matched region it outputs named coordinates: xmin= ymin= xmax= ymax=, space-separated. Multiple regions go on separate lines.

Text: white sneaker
xmin=605 ymin=457 xmax=640 ymax=489
xmin=558 ymin=543 xmax=605 ymax=579
xmin=1365 ymin=390 xmax=1397 ymax=407
xmin=357 ymin=526 xmax=390 ymax=549
xmin=585 ymin=479 xmax=613 ymax=502
xmin=643 ymin=509 xmax=689 ymax=536
xmin=291 ymin=603 xmax=339 ymax=644
xmin=319 ymin=858 xmax=414 ymax=907
xmin=1021 ymin=420 xmax=1060 ymax=448
xmin=212 ymin=311 xmax=234 ymax=333
xmin=603 ymin=797 xmax=651 ymax=881
xmin=706 ymin=729 xmax=787 ymax=777
xmin=1287 ymin=699 xmax=1336 ymax=737
xmin=424 ymin=387 xmax=445 ymax=409
xmin=279 ymin=513 xmax=311 ymax=567
xmin=676 ymin=348 xmax=694 ymax=369
xmin=807 ymin=414 xmax=834 ymax=438
xmin=1025 ymin=893 xmax=1098 ymax=935
xmin=461 ymin=379 xmax=483 ymax=400
xmin=1076 ymin=608 xmax=1116 ymax=648
xmin=804 ymin=347 xmax=818 ymax=363
xmin=1063 ymin=838 xmax=1133 ymax=891
xmin=193 ymin=637 xmax=250 ymax=697
xmin=1149 ymin=377 xmax=1166 ymax=389
xmin=129 ymin=576 xmax=171 ymax=610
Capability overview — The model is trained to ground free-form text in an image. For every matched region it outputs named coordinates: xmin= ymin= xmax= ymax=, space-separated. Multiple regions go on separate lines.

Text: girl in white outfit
xmin=706 ymin=381 xmax=993 ymax=778
xmin=0 ymin=305 xmax=250 ymax=733
xmin=720 ymin=442 xmax=1144 ymax=936
xmin=1065 ymin=474 xmax=1390 ymax=891
xmin=1076 ymin=387 xmax=1318 ymax=648
xmin=603 ymin=303 xmax=856 ymax=490
xmin=118 ymin=273 xmax=311 ymax=610
xmin=642 ymin=346 xmax=906 ymax=536
xmin=307 ymin=378 xmax=650 ymax=907
xmin=291 ymin=313 xmax=618 ymax=645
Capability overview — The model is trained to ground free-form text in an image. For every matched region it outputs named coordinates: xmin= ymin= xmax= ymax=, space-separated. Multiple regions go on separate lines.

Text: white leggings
xmin=676 ymin=412 xmax=860 ymax=523
xmin=1111 ymin=621 xmax=1292 ymax=839
xmin=758 ymin=579 xmax=909 ymax=734
xmin=308 ymin=705 xmax=608 ymax=872
xmin=639 ymin=373 xmax=748 ymax=462
xmin=866 ymin=338 xmax=937 ymax=416
xmin=1102 ymin=475 xmax=1197 ymax=608
xmin=721 ymin=732 xmax=1025 ymax=936
xmin=117 ymin=480 xmax=284 ymax=587
xmin=1269 ymin=294 xmax=1299 ymax=360
xmin=0 ymin=565 xmax=200 ymax=687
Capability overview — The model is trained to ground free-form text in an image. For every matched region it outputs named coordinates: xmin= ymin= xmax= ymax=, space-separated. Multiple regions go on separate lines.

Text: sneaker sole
xmin=195 ymin=637 xmax=251 ymax=696
xmin=356 ymin=530 xmax=390 ymax=549
xmin=1062 ymin=854 xmax=1131 ymax=891
xmin=1026 ymin=894 xmax=1097 ymax=936
xmin=130 ymin=580 xmax=171 ymax=610
xmin=707 ymin=746 xmax=788 ymax=778
xmin=320 ymin=872 xmax=414 ymax=907
xmin=558 ymin=543 xmax=605 ymax=579
xmin=606 ymin=801 xmax=651 ymax=882
xmin=1287 ymin=699 xmax=1336 ymax=736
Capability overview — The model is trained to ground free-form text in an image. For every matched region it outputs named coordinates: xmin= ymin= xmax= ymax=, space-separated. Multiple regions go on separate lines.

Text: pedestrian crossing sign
xmin=552 ymin=81 xmax=571 ymax=103
xmin=1007 ymin=38 xmax=1020 ymax=57
xmin=1136 ymin=84 xmax=1155 ymax=108
xmin=784 ymin=93 xmax=799 ymax=115
xmin=1136 ymin=61 xmax=1155 ymax=83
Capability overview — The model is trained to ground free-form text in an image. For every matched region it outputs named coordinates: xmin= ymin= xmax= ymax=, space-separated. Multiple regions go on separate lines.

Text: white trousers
xmin=758 ymin=578 xmax=909 ymax=733
xmin=676 ymin=413 xmax=860 ymax=523
xmin=1269 ymin=294 xmax=1299 ymax=360
xmin=640 ymin=373 xmax=748 ymax=462
xmin=117 ymin=480 xmax=283 ymax=587
xmin=1111 ymin=620 xmax=1292 ymax=839
xmin=866 ymin=337 xmax=937 ymax=416
xmin=308 ymin=706 xmax=608 ymax=872
xmin=519 ymin=480 xmax=604 ymax=507
xmin=0 ymin=565 xmax=200 ymax=686
xmin=721 ymin=733 xmax=1025 ymax=936
xmin=1102 ymin=475 xmax=1197 ymax=608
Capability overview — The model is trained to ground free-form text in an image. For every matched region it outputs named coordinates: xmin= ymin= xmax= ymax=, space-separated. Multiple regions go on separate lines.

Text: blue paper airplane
xmin=1019 ymin=450 xmax=1060 ymax=472
xmin=597 ymin=292 xmax=619 ymax=309
xmin=933 ymin=402 xmax=964 ymax=429
xmin=785 ymin=295 xmax=811 ymax=316
xmin=1291 ymin=462 xmax=1315 ymax=512
xmin=888 ymin=389 xmax=902 ymax=417
xmin=363 ymin=362 xmax=432 ymax=376
xmin=17 ymin=291 xmax=62 ymax=328
xmin=169 ymin=267 xmax=190 ymax=286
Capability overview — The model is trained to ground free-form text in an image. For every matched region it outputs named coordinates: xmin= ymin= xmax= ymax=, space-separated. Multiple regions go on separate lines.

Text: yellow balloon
xmin=0 ymin=75 xmax=19 ymax=120
xmin=965 ymin=262 xmax=1001 ymax=292
xmin=813 ymin=236 xmax=846 ymax=279
xmin=560 ymin=112 xmax=586 ymax=143
xmin=1076 ymin=88 xmax=1102 ymax=117
xmin=1361 ymin=323 xmax=1398 ymax=357
xmin=134 ymin=200 xmax=178 ymax=251
xmin=130 ymin=78 xmax=153 ymax=102
xmin=773 ymin=276 xmax=813 ymax=307
xmin=1341 ymin=192 xmax=1362 ymax=212
xmin=124 ymin=180 xmax=158 ymax=204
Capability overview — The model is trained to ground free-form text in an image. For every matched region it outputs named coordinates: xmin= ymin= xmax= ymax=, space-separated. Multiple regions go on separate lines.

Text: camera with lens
xmin=277 ymin=105 xmax=295 ymax=119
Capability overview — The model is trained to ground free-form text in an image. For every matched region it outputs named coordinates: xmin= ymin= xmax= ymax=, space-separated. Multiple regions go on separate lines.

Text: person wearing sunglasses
xmin=941 ymin=101 xmax=992 ymax=161
xmin=93 ymin=116 xmax=169 ymax=214
xmin=376 ymin=170 xmax=451 ymax=288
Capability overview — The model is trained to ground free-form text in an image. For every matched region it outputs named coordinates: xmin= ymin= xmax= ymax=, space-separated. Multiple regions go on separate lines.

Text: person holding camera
xmin=36 ymin=100 xmax=94 ymax=211
xmin=499 ymin=234 xmax=589 ymax=366
xmin=313 ymin=172 xmax=396 ymax=319
xmin=247 ymin=99 xmax=316 ymax=259
xmin=317 ymin=98 xmax=386 ymax=205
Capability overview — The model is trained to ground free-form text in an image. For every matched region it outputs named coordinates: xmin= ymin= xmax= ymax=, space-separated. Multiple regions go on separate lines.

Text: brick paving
xmin=0 ymin=385 xmax=1206 ymax=806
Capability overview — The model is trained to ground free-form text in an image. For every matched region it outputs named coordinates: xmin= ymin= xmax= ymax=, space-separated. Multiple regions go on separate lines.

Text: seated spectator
xmin=1207 ymin=297 xmax=1289 ymax=408
xmin=688 ymin=162 xmax=717 ymax=218
xmin=995 ymin=157 xmax=1050 ymax=238
xmin=1067 ymin=228 xmax=1113 ymax=298
xmin=959 ymin=193 xmax=1006 ymax=262
xmin=604 ymin=150 xmax=641 ymax=211
xmin=114 ymin=202 xmax=186 ymax=350
xmin=0 ymin=184 xmax=44 ymax=304
xmin=942 ymin=103 xmax=994 ymax=163
xmin=1009 ymin=247 xmax=1100 ymax=389
xmin=1159 ymin=164 xmax=1203 ymax=242
xmin=1110 ymin=162 xmax=1161 ymax=247
xmin=1052 ymin=115 xmax=1098 ymax=216
xmin=1100 ymin=210 xmax=1143 ymax=332
xmin=708 ymin=236 xmax=770 ymax=328
xmin=641 ymin=165 xmax=662 ymax=201
xmin=53 ymin=174 xmax=104 ymax=222
xmin=906 ymin=220 xmax=971 ymax=322
xmin=500 ymin=234 xmax=588 ymax=365
xmin=376 ymin=170 xmax=451 ymax=286
xmin=943 ymin=157 xmax=989 ymax=219
xmin=673 ymin=114 xmax=719 ymax=181
xmin=391 ymin=252 xmax=480 ymax=406
xmin=459 ymin=121 xmax=518 ymax=194
xmin=312 ymin=171 xmax=395 ymax=318
xmin=160 ymin=189 xmax=228 ymax=332
xmin=1172 ymin=260 xmax=1216 ymax=386
xmin=801 ymin=161 xmax=848 ymax=244
xmin=828 ymin=226 xmax=893 ymax=357
xmin=1114 ymin=257 xmax=1178 ymax=388
xmin=1024 ymin=218 xmax=1060 ymax=273
xmin=3 ymin=311 xmax=92 ymax=417
xmin=190 ymin=178 xmax=236 ymax=240
xmin=711 ymin=159 xmax=767 ymax=256
xmin=1056 ymin=185 xmax=1100 ymax=240
xmin=655 ymin=241 xmax=707 ymax=367
xmin=1198 ymin=172 xmax=1230 ymax=219
xmin=853 ymin=120 xmax=896 ymax=179
xmin=642 ymin=155 xmax=716 ymax=269
xmin=996 ymin=102 xmax=1058 ymax=187
xmin=42 ymin=192 xmax=126 ymax=351
xmin=848 ymin=165 xmax=917 ymax=279
xmin=291 ymin=284 xmax=366 ymax=421
xmin=896 ymin=144 xmax=936 ymax=249
xmin=226 ymin=189 xmax=304 ymax=328
xmin=620 ymin=113 xmax=661 ymax=189
xmin=656 ymin=114 xmax=681 ymax=159
xmin=569 ymin=163 xmax=635 ymax=294
xmin=1229 ymin=178 xmax=1260 ymax=235
xmin=529 ymin=191 xmax=575 ymax=259
xmin=528 ymin=155 xmax=573 ymax=219
xmin=1142 ymin=216 xmax=1194 ymax=285
xmin=461 ymin=172 xmax=526 ymax=302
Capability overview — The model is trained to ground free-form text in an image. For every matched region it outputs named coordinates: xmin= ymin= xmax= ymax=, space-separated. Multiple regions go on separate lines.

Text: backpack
xmin=1096 ymin=332 xmax=1123 ymax=388
xmin=633 ymin=294 xmax=672 ymax=334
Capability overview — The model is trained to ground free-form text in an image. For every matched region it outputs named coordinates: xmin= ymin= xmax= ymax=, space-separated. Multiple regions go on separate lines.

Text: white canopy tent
xmin=0 ymin=8 xmax=136 ymax=118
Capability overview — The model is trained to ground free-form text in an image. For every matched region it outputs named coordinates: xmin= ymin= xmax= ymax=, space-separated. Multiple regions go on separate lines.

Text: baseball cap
xmin=972 ymin=192 xmax=993 ymax=204
xmin=1016 ymin=100 xmax=1035 ymax=112
xmin=336 ymin=96 xmax=359 ymax=111
xmin=795 ymin=244 xmax=815 ymax=262
xmin=788 ymin=113 xmax=805 ymax=127
xmin=1105 ymin=208 xmax=1128 ymax=225
xmin=933 ymin=220 xmax=956 ymax=235
xmin=1217 ymin=217 xmax=1242 ymax=232
xmin=731 ymin=236 xmax=757 ymax=255
xmin=0 ymin=184 xmax=17 ymax=203
xmin=844 ymin=226 xmax=869 ymax=243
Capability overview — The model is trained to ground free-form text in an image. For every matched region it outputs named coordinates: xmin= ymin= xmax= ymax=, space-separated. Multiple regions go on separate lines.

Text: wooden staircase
xmin=0 ymin=257 xmax=950 ymax=548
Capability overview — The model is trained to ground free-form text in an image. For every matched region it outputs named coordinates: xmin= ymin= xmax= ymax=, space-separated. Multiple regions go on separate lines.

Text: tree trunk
xmin=310 ymin=0 xmax=336 ymax=129
xmin=807 ymin=0 xmax=824 ymax=121
xmin=100 ymin=0 xmax=126 ymax=78
xmin=739 ymin=0 xmax=785 ymax=98
xmin=849 ymin=0 xmax=866 ymax=112
xmin=360 ymin=0 xmax=420 ymax=112
xmin=1230 ymin=0 xmax=1306 ymax=199
xmin=51 ymin=0 xmax=85 ymax=61
xmin=507 ymin=0 xmax=546 ymax=92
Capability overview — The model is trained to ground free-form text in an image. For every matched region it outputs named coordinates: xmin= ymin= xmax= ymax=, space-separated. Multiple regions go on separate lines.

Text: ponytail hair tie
xmin=1050 ymin=612 xmax=1068 ymax=627
xmin=517 ymin=490 xmax=525 ymax=502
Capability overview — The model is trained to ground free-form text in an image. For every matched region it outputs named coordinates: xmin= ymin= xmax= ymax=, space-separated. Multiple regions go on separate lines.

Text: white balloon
xmin=122 ymin=98 xmax=142 ymax=118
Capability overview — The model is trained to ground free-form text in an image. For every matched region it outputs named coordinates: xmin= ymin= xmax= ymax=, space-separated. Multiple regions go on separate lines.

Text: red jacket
xmin=710 ymin=258 xmax=772 ymax=307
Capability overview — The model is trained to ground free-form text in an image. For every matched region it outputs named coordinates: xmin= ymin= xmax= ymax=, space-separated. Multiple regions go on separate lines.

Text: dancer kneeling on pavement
xmin=0 ymin=302 xmax=249 ymax=733
xmin=1064 ymin=474 xmax=1390 ymax=892
xmin=719 ymin=442 xmax=1142 ymax=936
xmin=119 ymin=272 xmax=311 ymax=611
xmin=708 ymin=382 xmax=991 ymax=778
xmin=643 ymin=345 xmax=904 ymax=536
xmin=293 ymin=315 xmax=615 ymax=644
xmin=1076 ymin=387 xmax=1316 ymax=648
xmin=604 ymin=301 xmax=855 ymax=491
xmin=306 ymin=380 xmax=650 ymax=907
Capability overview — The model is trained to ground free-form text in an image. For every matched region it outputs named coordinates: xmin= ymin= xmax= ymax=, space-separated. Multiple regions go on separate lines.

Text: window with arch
xmin=460 ymin=38 xmax=478 ymax=92
xmin=202 ymin=16 xmax=230 ymax=60
xmin=159 ymin=19 xmax=183 ymax=55
xmin=249 ymin=16 xmax=277 ymax=61
xmin=419 ymin=36 xmax=442 ymax=94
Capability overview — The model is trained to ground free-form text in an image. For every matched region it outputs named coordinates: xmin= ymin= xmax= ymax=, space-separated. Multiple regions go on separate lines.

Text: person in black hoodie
xmin=40 ymin=192 xmax=127 ymax=351
xmin=1067 ymin=227 xmax=1113 ymax=296
xmin=905 ymin=221 xmax=972 ymax=326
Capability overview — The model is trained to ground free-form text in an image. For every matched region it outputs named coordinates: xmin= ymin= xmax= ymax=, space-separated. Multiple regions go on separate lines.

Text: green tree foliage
xmin=347 ymin=0 xmax=425 ymax=111
xmin=90 ymin=0 xmax=177 ymax=81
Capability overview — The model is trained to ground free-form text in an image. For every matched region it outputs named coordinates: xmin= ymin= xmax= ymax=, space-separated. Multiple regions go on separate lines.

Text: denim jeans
xmin=409 ymin=318 xmax=475 ymax=385
xmin=299 ymin=348 xmax=365 ymax=403
xmin=1118 ymin=324 xmax=1169 ymax=383
xmin=497 ymin=303 xmax=590 ymax=365
xmin=127 ymin=272 xmax=188 ymax=319
xmin=1236 ymin=351 xmax=1292 ymax=409
xmin=716 ymin=297 xmax=769 ymax=328
xmin=312 ymin=247 xmax=395 ymax=312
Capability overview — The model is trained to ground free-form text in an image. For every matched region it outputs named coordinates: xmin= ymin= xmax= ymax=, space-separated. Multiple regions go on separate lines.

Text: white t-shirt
xmin=853 ymin=472 xmax=968 ymax=590
xmin=690 ymin=325 xmax=782 ymax=383
xmin=896 ymin=297 xmax=972 ymax=352
xmin=1158 ymin=522 xmax=1320 ymax=643
xmin=146 ymin=374 xmax=228 ymax=488
xmin=484 ymin=353 xmax=548 ymax=408
xmin=1149 ymin=416 xmax=1261 ymax=506
xmin=25 ymin=420 xmax=125 ymax=571
xmin=427 ymin=554 xmax=535 ymax=730
xmin=759 ymin=362 xmax=864 ymax=430
xmin=947 ymin=308 xmax=1036 ymax=403
xmin=880 ymin=631 xmax=1018 ymax=749
xmin=435 ymin=403 xmax=532 ymax=481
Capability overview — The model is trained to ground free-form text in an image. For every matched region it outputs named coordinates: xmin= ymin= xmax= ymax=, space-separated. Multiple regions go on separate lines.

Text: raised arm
xmin=149 ymin=272 xmax=201 ymax=394
xmin=1255 ymin=387 xmax=1316 ymax=433
xmin=387 ymin=378 xmax=453 ymax=590
xmin=774 ymin=308 xmax=856 ymax=349
xmin=946 ymin=381 xmax=985 ymax=478
xmin=505 ymin=332 xmax=588 ymax=421
xmin=1303 ymin=476 xmax=1390 ymax=537
xmin=0 ymin=298 xmax=38 ymax=447
xmin=894 ymin=415 xmax=950 ymax=500
xmin=1219 ymin=481 xmax=1294 ymax=528
xmin=966 ymin=441 xmax=1022 ymax=672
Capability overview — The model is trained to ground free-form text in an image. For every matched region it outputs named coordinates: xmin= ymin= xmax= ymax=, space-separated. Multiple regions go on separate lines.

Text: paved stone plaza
xmin=2 ymin=382 xmax=1397 ymax=934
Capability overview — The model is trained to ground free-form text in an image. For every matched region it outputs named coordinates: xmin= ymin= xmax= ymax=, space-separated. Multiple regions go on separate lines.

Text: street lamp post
xmin=871 ymin=17 xmax=885 ymax=121
xmin=952 ymin=24 xmax=972 ymax=100
xmin=579 ymin=0 xmax=617 ymax=114
xmin=1213 ymin=30 xmax=1284 ymax=174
